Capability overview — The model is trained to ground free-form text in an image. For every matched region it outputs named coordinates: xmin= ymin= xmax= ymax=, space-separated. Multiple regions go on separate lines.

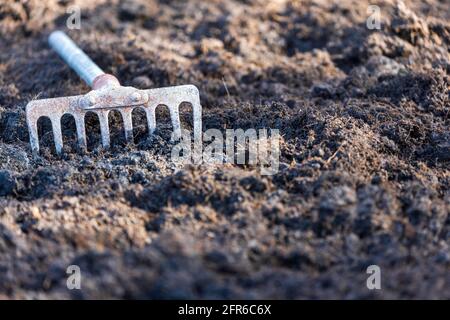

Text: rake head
xmin=26 ymin=31 xmax=202 ymax=155
xmin=26 ymin=82 xmax=201 ymax=154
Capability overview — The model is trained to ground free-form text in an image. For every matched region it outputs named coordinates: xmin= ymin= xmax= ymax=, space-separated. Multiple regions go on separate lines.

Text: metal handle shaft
xmin=48 ymin=31 xmax=104 ymax=88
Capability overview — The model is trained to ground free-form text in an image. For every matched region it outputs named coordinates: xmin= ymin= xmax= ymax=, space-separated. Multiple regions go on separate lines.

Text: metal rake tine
xmin=169 ymin=105 xmax=182 ymax=141
xmin=50 ymin=116 xmax=64 ymax=155
xmin=189 ymin=87 xmax=203 ymax=165
xmin=27 ymin=112 xmax=40 ymax=154
xmin=120 ymin=108 xmax=134 ymax=143
xmin=146 ymin=107 xmax=157 ymax=135
xmin=97 ymin=110 xmax=111 ymax=149
xmin=74 ymin=114 xmax=87 ymax=151
xmin=190 ymin=88 xmax=202 ymax=146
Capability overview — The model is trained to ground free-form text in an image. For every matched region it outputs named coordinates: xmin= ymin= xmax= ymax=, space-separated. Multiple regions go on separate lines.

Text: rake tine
xmin=191 ymin=94 xmax=202 ymax=142
xmin=97 ymin=110 xmax=110 ymax=149
xmin=190 ymin=88 xmax=202 ymax=165
xmin=120 ymin=108 xmax=134 ymax=143
xmin=145 ymin=105 xmax=157 ymax=135
xmin=75 ymin=115 xmax=87 ymax=151
xmin=50 ymin=116 xmax=63 ymax=155
xmin=28 ymin=118 xmax=40 ymax=154
xmin=169 ymin=105 xmax=182 ymax=141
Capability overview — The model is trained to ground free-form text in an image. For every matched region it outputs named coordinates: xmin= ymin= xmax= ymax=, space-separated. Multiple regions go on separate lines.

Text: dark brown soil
xmin=0 ymin=0 xmax=448 ymax=299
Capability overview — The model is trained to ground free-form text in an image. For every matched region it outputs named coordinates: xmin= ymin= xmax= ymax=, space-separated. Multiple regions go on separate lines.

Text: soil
xmin=0 ymin=0 xmax=449 ymax=299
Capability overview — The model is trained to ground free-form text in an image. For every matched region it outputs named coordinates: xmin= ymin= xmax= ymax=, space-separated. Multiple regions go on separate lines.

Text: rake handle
xmin=49 ymin=31 xmax=110 ymax=88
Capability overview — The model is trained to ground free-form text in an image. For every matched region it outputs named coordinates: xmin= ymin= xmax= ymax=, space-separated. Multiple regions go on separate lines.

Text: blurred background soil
xmin=0 ymin=0 xmax=448 ymax=299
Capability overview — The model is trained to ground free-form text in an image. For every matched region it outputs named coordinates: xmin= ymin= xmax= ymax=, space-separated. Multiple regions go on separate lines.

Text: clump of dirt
xmin=0 ymin=0 xmax=449 ymax=299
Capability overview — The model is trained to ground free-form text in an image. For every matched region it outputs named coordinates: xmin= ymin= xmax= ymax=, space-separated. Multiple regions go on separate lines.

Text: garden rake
xmin=26 ymin=31 xmax=202 ymax=154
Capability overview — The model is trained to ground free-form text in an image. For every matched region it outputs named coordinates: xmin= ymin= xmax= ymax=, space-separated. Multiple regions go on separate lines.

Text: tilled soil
xmin=0 ymin=0 xmax=449 ymax=299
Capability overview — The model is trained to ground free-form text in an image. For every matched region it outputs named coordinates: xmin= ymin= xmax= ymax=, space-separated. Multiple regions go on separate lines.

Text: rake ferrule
xmin=92 ymin=74 xmax=121 ymax=90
